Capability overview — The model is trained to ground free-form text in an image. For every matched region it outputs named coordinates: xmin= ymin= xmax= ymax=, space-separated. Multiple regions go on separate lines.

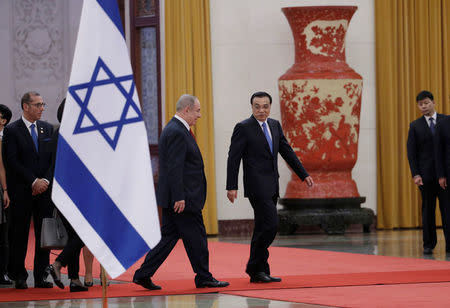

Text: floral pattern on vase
xmin=278 ymin=6 xmax=363 ymax=199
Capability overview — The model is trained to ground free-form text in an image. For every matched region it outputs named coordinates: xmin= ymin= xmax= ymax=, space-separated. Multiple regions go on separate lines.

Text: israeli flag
xmin=52 ymin=0 xmax=161 ymax=278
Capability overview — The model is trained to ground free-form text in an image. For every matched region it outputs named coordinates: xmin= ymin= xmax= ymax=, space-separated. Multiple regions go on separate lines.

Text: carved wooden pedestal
xmin=278 ymin=197 xmax=374 ymax=235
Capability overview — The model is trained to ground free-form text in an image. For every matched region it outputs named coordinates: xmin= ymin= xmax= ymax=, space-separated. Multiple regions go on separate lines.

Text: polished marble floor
xmin=1 ymin=229 xmax=448 ymax=307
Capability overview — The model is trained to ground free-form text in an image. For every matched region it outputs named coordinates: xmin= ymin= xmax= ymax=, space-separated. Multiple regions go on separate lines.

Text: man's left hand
xmin=305 ymin=176 xmax=314 ymax=187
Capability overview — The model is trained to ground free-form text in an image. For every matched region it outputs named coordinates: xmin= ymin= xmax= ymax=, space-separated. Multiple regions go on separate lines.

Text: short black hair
xmin=250 ymin=91 xmax=272 ymax=105
xmin=416 ymin=90 xmax=433 ymax=102
xmin=0 ymin=104 xmax=12 ymax=125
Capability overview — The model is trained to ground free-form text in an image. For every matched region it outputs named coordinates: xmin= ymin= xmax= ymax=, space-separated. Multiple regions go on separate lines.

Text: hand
xmin=2 ymin=190 xmax=9 ymax=209
xmin=305 ymin=176 xmax=314 ymax=187
xmin=413 ymin=175 xmax=423 ymax=186
xmin=227 ymin=190 xmax=237 ymax=203
xmin=173 ymin=200 xmax=185 ymax=213
xmin=32 ymin=179 xmax=49 ymax=196
xmin=439 ymin=177 xmax=447 ymax=190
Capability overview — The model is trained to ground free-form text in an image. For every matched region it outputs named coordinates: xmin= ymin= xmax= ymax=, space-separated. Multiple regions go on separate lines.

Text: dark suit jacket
xmin=156 ymin=117 xmax=207 ymax=212
xmin=407 ymin=114 xmax=445 ymax=182
xmin=226 ymin=115 xmax=309 ymax=199
xmin=2 ymin=118 xmax=54 ymax=204
xmin=435 ymin=115 xmax=450 ymax=179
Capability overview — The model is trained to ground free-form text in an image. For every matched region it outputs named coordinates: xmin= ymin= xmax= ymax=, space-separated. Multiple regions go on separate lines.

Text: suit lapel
xmin=420 ymin=116 xmax=433 ymax=137
xmin=18 ymin=119 xmax=38 ymax=156
xmin=36 ymin=121 xmax=48 ymax=155
xmin=172 ymin=117 xmax=202 ymax=157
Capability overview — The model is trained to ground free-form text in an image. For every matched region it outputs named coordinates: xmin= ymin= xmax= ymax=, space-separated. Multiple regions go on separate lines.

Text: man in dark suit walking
xmin=2 ymin=91 xmax=54 ymax=289
xmin=133 ymin=94 xmax=229 ymax=290
xmin=226 ymin=91 xmax=313 ymax=283
xmin=407 ymin=90 xmax=450 ymax=254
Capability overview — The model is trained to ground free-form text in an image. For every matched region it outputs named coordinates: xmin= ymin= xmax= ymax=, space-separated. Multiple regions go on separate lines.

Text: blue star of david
xmin=68 ymin=57 xmax=143 ymax=150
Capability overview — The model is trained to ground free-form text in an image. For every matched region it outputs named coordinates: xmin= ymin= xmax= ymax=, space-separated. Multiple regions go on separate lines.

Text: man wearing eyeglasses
xmin=2 ymin=91 xmax=54 ymax=289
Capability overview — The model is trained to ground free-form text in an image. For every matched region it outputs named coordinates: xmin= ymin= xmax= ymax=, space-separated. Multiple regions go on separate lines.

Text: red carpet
xmin=3 ymin=231 xmax=449 ymax=305
xmin=223 ymin=282 xmax=450 ymax=308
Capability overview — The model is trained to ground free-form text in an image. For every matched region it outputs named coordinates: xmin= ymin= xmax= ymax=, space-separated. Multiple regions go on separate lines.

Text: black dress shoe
xmin=195 ymin=278 xmax=229 ymax=288
xmin=250 ymin=272 xmax=272 ymax=283
xmin=133 ymin=277 xmax=161 ymax=290
xmin=35 ymin=279 xmax=53 ymax=288
xmin=15 ymin=279 xmax=28 ymax=289
xmin=423 ymin=248 xmax=433 ymax=255
xmin=46 ymin=265 xmax=64 ymax=289
xmin=70 ymin=282 xmax=88 ymax=292
xmin=0 ymin=274 xmax=12 ymax=285
xmin=267 ymin=275 xmax=282 ymax=282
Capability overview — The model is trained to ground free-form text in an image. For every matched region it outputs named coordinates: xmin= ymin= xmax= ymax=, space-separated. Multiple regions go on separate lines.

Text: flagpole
xmin=101 ymin=266 xmax=108 ymax=308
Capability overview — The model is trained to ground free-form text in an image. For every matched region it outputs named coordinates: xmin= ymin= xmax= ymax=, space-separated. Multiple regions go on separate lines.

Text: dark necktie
xmin=30 ymin=123 xmax=38 ymax=151
xmin=189 ymin=129 xmax=197 ymax=142
xmin=429 ymin=118 xmax=435 ymax=135
xmin=262 ymin=122 xmax=273 ymax=153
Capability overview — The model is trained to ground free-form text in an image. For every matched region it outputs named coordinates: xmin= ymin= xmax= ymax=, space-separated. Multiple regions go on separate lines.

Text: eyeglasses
xmin=28 ymin=103 xmax=46 ymax=108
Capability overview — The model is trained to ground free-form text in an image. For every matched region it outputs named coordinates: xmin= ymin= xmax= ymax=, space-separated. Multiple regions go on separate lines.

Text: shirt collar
xmin=424 ymin=112 xmax=437 ymax=121
xmin=174 ymin=114 xmax=190 ymax=131
xmin=22 ymin=116 xmax=36 ymax=128
xmin=256 ymin=119 xmax=269 ymax=128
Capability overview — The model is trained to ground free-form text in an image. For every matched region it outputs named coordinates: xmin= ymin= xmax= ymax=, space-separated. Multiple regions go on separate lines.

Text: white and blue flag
xmin=52 ymin=0 xmax=161 ymax=278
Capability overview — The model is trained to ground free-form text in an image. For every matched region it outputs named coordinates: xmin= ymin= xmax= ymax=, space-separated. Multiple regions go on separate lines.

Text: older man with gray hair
xmin=133 ymin=94 xmax=229 ymax=290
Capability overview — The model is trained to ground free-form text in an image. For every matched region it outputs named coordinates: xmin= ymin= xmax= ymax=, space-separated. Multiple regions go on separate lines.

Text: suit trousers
xmin=246 ymin=196 xmax=278 ymax=276
xmin=55 ymin=213 xmax=84 ymax=280
xmin=134 ymin=207 xmax=213 ymax=284
xmin=8 ymin=195 xmax=53 ymax=281
xmin=419 ymin=182 xmax=450 ymax=250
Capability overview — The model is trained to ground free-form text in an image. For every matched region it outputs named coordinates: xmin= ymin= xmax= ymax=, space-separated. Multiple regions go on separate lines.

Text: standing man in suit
xmin=226 ymin=91 xmax=314 ymax=283
xmin=407 ymin=90 xmax=450 ymax=255
xmin=435 ymin=112 xmax=450 ymax=251
xmin=133 ymin=94 xmax=229 ymax=290
xmin=2 ymin=91 xmax=54 ymax=289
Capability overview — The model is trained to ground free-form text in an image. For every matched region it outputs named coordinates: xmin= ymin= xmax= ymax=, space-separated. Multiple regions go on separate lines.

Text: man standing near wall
xmin=226 ymin=91 xmax=313 ymax=283
xmin=407 ymin=90 xmax=450 ymax=255
xmin=2 ymin=91 xmax=54 ymax=289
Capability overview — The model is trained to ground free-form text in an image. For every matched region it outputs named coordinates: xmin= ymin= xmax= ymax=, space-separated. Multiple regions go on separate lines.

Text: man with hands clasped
xmin=2 ymin=91 xmax=54 ymax=289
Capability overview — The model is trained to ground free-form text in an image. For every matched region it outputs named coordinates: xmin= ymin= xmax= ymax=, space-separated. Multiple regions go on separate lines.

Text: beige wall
xmin=210 ymin=0 xmax=376 ymax=220
xmin=0 ymin=0 xmax=82 ymax=124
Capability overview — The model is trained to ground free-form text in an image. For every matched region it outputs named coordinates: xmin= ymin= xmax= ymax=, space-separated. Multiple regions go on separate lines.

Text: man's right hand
xmin=439 ymin=177 xmax=447 ymax=190
xmin=227 ymin=190 xmax=237 ymax=203
xmin=32 ymin=179 xmax=49 ymax=196
xmin=173 ymin=200 xmax=185 ymax=213
xmin=413 ymin=175 xmax=423 ymax=186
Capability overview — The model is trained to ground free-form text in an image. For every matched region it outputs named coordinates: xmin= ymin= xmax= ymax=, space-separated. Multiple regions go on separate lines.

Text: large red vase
xmin=279 ymin=6 xmax=363 ymax=199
